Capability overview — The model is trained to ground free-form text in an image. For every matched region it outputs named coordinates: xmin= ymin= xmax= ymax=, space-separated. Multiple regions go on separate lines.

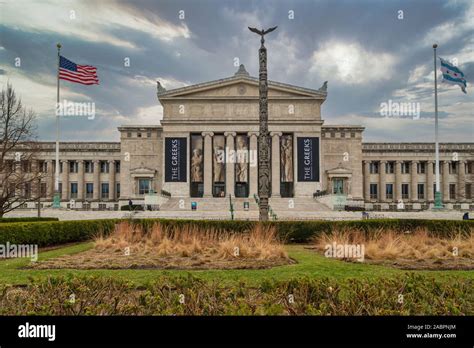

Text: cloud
xmin=1 ymin=0 xmax=191 ymax=49
xmin=310 ymin=41 xmax=397 ymax=85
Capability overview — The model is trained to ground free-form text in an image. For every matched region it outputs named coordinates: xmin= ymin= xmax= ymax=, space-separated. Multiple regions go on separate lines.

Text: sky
xmin=0 ymin=0 xmax=473 ymax=142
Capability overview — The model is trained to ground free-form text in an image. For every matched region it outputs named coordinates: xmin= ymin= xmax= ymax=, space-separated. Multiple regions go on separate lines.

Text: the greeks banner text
xmin=297 ymin=137 xmax=320 ymax=182
xmin=165 ymin=138 xmax=187 ymax=182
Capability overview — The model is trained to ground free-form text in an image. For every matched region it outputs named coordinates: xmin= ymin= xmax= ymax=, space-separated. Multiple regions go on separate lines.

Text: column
xmin=458 ymin=160 xmax=466 ymax=202
xmin=202 ymin=132 xmax=214 ymax=197
xmin=224 ymin=132 xmax=236 ymax=197
xmin=61 ymin=160 xmax=69 ymax=200
xmin=109 ymin=160 xmax=116 ymax=201
xmin=248 ymin=132 xmax=259 ymax=197
xmin=427 ymin=161 xmax=434 ymax=201
xmin=395 ymin=160 xmax=402 ymax=201
xmin=270 ymin=132 xmax=282 ymax=197
xmin=443 ymin=160 xmax=450 ymax=202
xmin=410 ymin=160 xmax=418 ymax=202
xmin=77 ymin=160 xmax=84 ymax=201
xmin=47 ymin=160 xmax=54 ymax=199
xmin=363 ymin=161 xmax=370 ymax=201
xmin=93 ymin=160 xmax=100 ymax=201
xmin=379 ymin=160 xmax=386 ymax=202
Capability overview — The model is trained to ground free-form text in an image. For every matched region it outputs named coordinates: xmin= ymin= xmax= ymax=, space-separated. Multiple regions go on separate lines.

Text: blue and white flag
xmin=439 ymin=57 xmax=467 ymax=94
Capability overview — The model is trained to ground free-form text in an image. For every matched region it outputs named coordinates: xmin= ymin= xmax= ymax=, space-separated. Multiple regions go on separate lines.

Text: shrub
xmin=0 ymin=273 xmax=471 ymax=315
xmin=0 ymin=219 xmax=117 ymax=247
xmin=0 ymin=217 xmax=59 ymax=223
xmin=120 ymin=205 xmax=144 ymax=211
xmin=0 ymin=217 xmax=471 ymax=247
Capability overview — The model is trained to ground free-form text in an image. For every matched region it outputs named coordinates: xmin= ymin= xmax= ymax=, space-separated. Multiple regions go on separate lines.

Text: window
xmin=127 ymin=132 xmax=132 ymax=138
xmin=116 ymin=183 xmax=120 ymax=198
xmin=39 ymin=161 xmax=47 ymax=173
xmin=138 ymin=179 xmax=151 ymax=195
xmin=449 ymin=162 xmax=457 ymax=174
xmin=449 ymin=184 xmax=456 ymax=200
xmin=401 ymin=162 xmax=410 ymax=174
xmin=417 ymin=162 xmax=426 ymax=174
xmin=433 ymin=164 xmax=443 ymax=174
xmin=330 ymin=132 xmax=335 ymax=138
xmin=321 ymin=132 xmax=326 ymax=138
xmin=386 ymin=162 xmax=395 ymax=174
xmin=467 ymin=162 xmax=473 ymax=174
xmin=101 ymin=183 xmax=109 ymax=199
xmin=115 ymin=161 xmax=120 ymax=173
xmin=137 ymin=132 xmax=142 ymax=138
xmin=24 ymin=183 xmax=31 ymax=198
xmin=147 ymin=132 xmax=152 ymax=138
xmin=39 ymin=183 xmax=47 ymax=197
xmin=21 ymin=161 xmax=31 ymax=172
xmin=100 ymin=161 xmax=109 ymax=173
xmin=58 ymin=183 xmax=62 ymax=195
xmin=85 ymin=161 xmax=94 ymax=173
xmin=70 ymin=182 xmax=78 ymax=199
xmin=417 ymin=183 xmax=425 ymax=200
xmin=9 ymin=183 xmax=15 ymax=197
xmin=69 ymin=161 xmax=78 ymax=173
xmin=369 ymin=162 xmax=379 ymax=174
xmin=340 ymin=132 xmax=345 ymax=138
xmin=401 ymin=184 xmax=409 ymax=199
xmin=370 ymin=183 xmax=378 ymax=200
xmin=466 ymin=184 xmax=472 ymax=200
xmin=86 ymin=183 xmax=93 ymax=199
xmin=386 ymin=183 xmax=393 ymax=200
xmin=350 ymin=132 xmax=355 ymax=138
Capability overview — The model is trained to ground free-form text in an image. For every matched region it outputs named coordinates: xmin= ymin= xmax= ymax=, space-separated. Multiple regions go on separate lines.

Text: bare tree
xmin=0 ymin=82 xmax=43 ymax=217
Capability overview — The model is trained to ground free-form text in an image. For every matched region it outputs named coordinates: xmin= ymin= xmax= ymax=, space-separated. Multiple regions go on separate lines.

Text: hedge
xmin=0 ymin=273 xmax=472 ymax=315
xmin=0 ymin=218 xmax=472 ymax=247
xmin=0 ymin=217 xmax=59 ymax=223
xmin=0 ymin=219 xmax=117 ymax=247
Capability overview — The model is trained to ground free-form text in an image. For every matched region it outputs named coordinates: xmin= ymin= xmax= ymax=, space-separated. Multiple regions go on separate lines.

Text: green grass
xmin=0 ymin=242 xmax=472 ymax=286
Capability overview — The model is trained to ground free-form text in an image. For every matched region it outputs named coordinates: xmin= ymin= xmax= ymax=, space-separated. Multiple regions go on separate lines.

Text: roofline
xmin=157 ymin=75 xmax=327 ymax=98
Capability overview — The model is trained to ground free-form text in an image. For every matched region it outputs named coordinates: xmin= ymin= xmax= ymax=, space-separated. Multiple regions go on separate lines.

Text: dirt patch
xmin=28 ymin=248 xmax=294 ymax=270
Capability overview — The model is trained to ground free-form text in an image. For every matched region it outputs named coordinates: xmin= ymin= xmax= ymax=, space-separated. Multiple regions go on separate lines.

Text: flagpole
xmin=53 ymin=43 xmax=61 ymax=208
xmin=433 ymin=43 xmax=442 ymax=209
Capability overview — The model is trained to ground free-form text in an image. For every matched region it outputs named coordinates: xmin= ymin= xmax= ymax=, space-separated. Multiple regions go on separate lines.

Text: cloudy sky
xmin=1 ymin=0 xmax=473 ymax=142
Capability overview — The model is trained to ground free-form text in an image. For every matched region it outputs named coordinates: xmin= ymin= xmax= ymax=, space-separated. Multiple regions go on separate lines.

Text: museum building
xmin=12 ymin=65 xmax=474 ymax=211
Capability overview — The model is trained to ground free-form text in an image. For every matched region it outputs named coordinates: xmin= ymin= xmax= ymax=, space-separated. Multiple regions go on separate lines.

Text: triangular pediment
xmin=158 ymin=76 xmax=327 ymax=100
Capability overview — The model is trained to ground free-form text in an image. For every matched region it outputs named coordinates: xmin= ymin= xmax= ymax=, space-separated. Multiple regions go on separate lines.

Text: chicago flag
xmin=439 ymin=57 xmax=467 ymax=94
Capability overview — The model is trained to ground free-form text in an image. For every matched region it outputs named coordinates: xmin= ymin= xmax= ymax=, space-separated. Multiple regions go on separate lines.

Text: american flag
xmin=59 ymin=56 xmax=99 ymax=85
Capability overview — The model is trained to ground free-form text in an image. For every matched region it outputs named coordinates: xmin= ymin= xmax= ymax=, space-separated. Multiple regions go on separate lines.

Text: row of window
xmin=2 ymin=160 xmax=121 ymax=174
xmin=368 ymin=161 xmax=473 ymax=175
xmin=126 ymin=131 xmax=153 ymax=138
xmin=9 ymin=182 xmax=121 ymax=199
xmin=322 ymin=132 xmax=356 ymax=138
xmin=368 ymin=183 xmax=472 ymax=200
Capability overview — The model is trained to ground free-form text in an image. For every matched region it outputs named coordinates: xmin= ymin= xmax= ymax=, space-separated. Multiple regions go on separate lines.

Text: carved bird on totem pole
xmin=248 ymin=26 xmax=278 ymax=40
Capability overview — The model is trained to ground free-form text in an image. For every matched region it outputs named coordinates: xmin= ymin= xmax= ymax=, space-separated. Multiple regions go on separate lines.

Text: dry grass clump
xmin=313 ymin=227 xmax=474 ymax=261
xmin=95 ymin=221 xmax=288 ymax=261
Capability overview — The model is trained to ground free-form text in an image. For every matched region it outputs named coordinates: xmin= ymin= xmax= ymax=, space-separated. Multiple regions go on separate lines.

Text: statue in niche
xmin=281 ymin=135 xmax=293 ymax=182
xmin=235 ymin=136 xmax=248 ymax=182
xmin=213 ymin=144 xmax=225 ymax=182
xmin=191 ymin=148 xmax=203 ymax=182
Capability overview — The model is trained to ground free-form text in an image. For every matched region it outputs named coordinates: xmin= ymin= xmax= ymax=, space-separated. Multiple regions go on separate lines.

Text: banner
xmin=297 ymin=137 xmax=319 ymax=182
xmin=165 ymin=138 xmax=187 ymax=182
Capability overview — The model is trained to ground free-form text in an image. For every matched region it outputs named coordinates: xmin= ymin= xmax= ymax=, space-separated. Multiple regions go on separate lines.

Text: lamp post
xmin=248 ymin=26 xmax=277 ymax=221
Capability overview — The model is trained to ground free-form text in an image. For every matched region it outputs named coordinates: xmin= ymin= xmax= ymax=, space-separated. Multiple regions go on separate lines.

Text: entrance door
xmin=333 ymin=178 xmax=344 ymax=194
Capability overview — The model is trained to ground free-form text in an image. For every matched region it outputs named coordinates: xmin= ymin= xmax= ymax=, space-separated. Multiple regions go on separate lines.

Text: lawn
xmin=0 ymin=242 xmax=472 ymax=286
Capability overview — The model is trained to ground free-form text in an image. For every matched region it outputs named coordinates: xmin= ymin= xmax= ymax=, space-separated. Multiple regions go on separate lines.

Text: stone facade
xmin=4 ymin=66 xmax=473 ymax=210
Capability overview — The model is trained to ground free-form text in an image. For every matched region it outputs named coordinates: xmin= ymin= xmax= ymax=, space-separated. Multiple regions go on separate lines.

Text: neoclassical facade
xmin=7 ymin=65 xmax=474 ymax=211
